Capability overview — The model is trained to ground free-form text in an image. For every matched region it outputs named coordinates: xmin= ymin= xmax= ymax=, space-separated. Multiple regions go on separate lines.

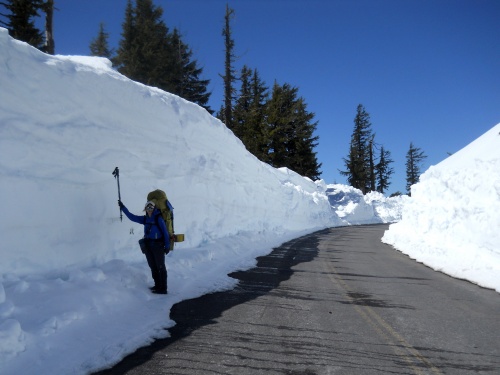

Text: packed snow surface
xmin=0 ymin=28 xmax=498 ymax=374
xmin=383 ymin=123 xmax=500 ymax=292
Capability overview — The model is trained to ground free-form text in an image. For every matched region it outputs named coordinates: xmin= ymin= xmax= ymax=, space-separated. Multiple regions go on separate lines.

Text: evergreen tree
xmin=0 ymin=0 xmax=44 ymax=49
xmin=368 ymin=135 xmax=376 ymax=192
xmin=266 ymin=82 xmax=296 ymax=168
xmin=229 ymin=66 xmax=270 ymax=161
xmin=340 ymin=104 xmax=374 ymax=194
xmin=42 ymin=0 xmax=54 ymax=54
xmin=375 ymin=146 xmax=394 ymax=194
xmin=114 ymin=0 xmax=211 ymax=110
xmin=232 ymin=65 xmax=253 ymax=140
xmin=265 ymin=82 xmax=321 ymax=180
xmin=132 ymin=0 xmax=172 ymax=88
xmin=90 ymin=22 xmax=113 ymax=58
xmin=292 ymin=96 xmax=322 ymax=180
xmin=220 ymin=4 xmax=237 ymax=129
xmin=246 ymin=68 xmax=269 ymax=160
xmin=114 ymin=0 xmax=138 ymax=77
xmin=114 ymin=0 xmax=172 ymax=89
xmin=170 ymin=28 xmax=212 ymax=113
xmin=405 ymin=142 xmax=427 ymax=195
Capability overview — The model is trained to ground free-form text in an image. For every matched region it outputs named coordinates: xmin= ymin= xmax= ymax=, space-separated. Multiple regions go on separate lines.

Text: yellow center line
xmin=322 ymin=254 xmax=443 ymax=375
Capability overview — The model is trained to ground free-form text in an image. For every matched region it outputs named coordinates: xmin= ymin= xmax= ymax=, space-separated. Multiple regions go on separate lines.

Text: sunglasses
xmin=145 ymin=205 xmax=154 ymax=211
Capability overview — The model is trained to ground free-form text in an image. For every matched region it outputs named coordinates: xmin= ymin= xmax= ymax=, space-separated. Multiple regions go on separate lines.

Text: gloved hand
xmin=118 ymin=200 xmax=124 ymax=209
xmin=164 ymin=242 xmax=171 ymax=254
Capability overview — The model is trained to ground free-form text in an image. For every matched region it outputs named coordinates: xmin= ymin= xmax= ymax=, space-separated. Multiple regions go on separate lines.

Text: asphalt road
xmin=95 ymin=224 xmax=500 ymax=375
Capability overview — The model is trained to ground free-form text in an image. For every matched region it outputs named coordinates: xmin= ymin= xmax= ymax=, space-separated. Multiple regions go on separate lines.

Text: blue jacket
xmin=121 ymin=205 xmax=170 ymax=249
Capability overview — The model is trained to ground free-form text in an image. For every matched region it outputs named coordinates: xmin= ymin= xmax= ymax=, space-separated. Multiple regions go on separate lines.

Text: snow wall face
xmin=383 ymin=123 xmax=500 ymax=291
xmin=0 ymin=28 xmax=337 ymax=276
xmin=326 ymin=184 xmax=407 ymax=224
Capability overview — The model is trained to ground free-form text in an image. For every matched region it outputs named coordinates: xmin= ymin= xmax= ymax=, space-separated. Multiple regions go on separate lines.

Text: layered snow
xmin=383 ymin=123 xmax=500 ymax=292
xmin=326 ymin=184 xmax=409 ymax=224
xmin=0 ymin=27 xmax=498 ymax=374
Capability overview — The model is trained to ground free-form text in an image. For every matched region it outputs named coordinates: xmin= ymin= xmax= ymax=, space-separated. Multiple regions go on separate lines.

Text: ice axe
xmin=112 ymin=167 xmax=123 ymax=222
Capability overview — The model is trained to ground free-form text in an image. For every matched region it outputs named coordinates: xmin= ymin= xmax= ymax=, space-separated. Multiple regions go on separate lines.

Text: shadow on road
xmin=93 ymin=228 xmax=327 ymax=374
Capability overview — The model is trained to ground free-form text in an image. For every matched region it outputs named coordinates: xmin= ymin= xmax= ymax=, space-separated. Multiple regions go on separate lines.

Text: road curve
xmin=95 ymin=224 xmax=500 ymax=375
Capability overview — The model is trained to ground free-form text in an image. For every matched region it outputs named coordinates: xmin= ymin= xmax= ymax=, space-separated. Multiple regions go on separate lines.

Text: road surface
xmin=95 ymin=224 xmax=500 ymax=374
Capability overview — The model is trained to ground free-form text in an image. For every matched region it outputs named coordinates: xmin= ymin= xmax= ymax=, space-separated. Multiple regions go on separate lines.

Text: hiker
xmin=118 ymin=199 xmax=170 ymax=294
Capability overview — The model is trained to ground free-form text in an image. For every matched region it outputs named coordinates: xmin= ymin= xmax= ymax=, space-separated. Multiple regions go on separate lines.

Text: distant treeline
xmin=1 ymin=0 xmax=426 ymax=192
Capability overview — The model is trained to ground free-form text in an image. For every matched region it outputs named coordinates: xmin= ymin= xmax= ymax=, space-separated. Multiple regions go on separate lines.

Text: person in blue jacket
xmin=118 ymin=199 xmax=170 ymax=294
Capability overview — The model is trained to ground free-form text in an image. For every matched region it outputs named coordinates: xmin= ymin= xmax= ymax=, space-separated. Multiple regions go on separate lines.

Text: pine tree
xmin=220 ymin=4 xmax=237 ymax=129
xmin=114 ymin=1 xmax=211 ymax=110
xmin=340 ymin=104 xmax=374 ymax=194
xmin=246 ymin=68 xmax=269 ymax=160
xmin=114 ymin=0 xmax=172 ymax=89
xmin=132 ymin=0 xmax=172 ymax=88
xmin=229 ymin=66 xmax=270 ymax=160
xmin=375 ymin=146 xmax=394 ymax=194
xmin=232 ymin=65 xmax=253 ymax=140
xmin=0 ymin=0 xmax=44 ymax=49
xmin=405 ymin=142 xmax=427 ymax=195
xmin=169 ymin=28 xmax=212 ymax=113
xmin=266 ymin=82 xmax=295 ymax=168
xmin=113 ymin=0 xmax=138 ymax=77
xmin=265 ymin=82 xmax=321 ymax=180
xmin=292 ymin=97 xmax=322 ymax=180
xmin=368 ymin=135 xmax=376 ymax=192
xmin=90 ymin=22 xmax=113 ymax=58
xmin=42 ymin=0 xmax=54 ymax=54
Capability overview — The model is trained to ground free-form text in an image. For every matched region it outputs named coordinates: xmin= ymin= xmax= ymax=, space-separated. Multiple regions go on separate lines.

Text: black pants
xmin=144 ymin=239 xmax=167 ymax=292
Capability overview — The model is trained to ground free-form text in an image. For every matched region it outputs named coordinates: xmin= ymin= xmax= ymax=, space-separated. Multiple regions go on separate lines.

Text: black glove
xmin=118 ymin=200 xmax=124 ymax=209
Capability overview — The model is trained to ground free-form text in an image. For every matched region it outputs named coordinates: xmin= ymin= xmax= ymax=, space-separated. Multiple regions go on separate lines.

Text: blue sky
xmin=9 ymin=0 xmax=500 ymax=194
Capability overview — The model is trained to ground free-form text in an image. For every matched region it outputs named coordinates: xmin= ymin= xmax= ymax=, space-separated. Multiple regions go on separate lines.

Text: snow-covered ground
xmin=382 ymin=123 xmax=500 ymax=293
xmin=0 ymin=28 xmax=498 ymax=374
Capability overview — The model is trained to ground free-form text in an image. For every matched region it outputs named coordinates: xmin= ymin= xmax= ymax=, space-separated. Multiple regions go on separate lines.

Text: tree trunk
xmin=44 ymin=0 xmax=55 ymax=54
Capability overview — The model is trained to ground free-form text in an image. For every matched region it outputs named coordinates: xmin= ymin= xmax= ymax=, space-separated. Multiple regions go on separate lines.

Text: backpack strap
xmin=166 ymin=199 xmax=174 ymax=233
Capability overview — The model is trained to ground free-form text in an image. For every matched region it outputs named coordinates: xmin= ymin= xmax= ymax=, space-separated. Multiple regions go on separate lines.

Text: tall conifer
xmin=233 ymin=65 xmax=252 ymax=140
xmin=114 ymin=0 xmax=136 ymax=76
xmin=375 ymin=146 xmax=394 ymax=194
xmin=368 ymin=135 xmax=376 ymax=192
xmin=341 ymin=104 xmax=374 ymax=193
xmin=114 ymin=0 xmax=210 ymax=110
xmin=231 ymin=66 xmax=270 ymax=160
xmin=246 ymin=68 xmax=269 ymax=160
xmin=0 ymin=0 xmax=44 ymax=49
xmin=265 ymin=82 xmax=321 ymax=180
xmin=220 ymin=4 xmax=236 ymax=129
xmin=170 ymin=28 xmax=212 ymax=113
xmin=132 ymin=0 xmax=171 ymax=88
xmin=42 ymin=0 xmax=54 ymax=54
xmin=90 ymin=22 xmax=113 ymax=58
xmin=405 ymin=142 xmax=427 ymax=195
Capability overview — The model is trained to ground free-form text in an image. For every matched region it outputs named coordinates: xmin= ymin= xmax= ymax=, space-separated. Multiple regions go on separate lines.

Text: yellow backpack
xmin=147 ymin=189 xmax=184 ymax=250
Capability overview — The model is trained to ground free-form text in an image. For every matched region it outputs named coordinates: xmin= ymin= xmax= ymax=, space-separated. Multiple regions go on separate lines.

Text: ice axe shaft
xmin=112 ymin=167 xmax=122 ymax=221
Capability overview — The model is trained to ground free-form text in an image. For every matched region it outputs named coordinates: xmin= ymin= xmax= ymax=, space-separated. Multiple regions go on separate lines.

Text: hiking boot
xmin=151 ymin=287 xmax=167 ymax=294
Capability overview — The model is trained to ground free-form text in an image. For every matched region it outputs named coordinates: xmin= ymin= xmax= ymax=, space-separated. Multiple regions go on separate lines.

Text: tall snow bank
xmin=383 ymin=123 xmax=500 ymax=292
xmin=0 ymin=28 xmax=338 ymax=277
xmin=326 ymin=184 xmax=407 ymax=224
